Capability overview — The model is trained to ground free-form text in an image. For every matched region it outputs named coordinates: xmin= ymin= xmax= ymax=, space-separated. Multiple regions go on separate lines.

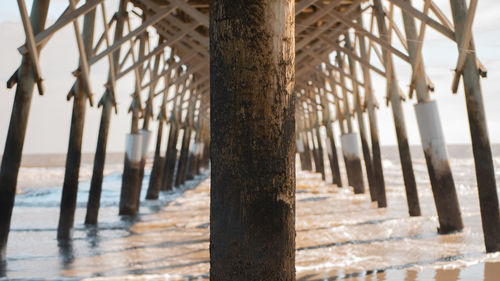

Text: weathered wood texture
xmin=449 ymin=0 xmax=500 ymax=251
xmin=85 ymin=0 xmax=127 ymax=225
xmin=57 ymin=7 xmax=96 ymax=240
xmin=373 ymin=0 xmax=419 ymax=213
xmin=146 ymin=112 xmax=166 ymax=200
xmin=85 ymin=96 xmax=113 ymax=224
xmin=0 ymin=0 xmax=50 ymax=260
xmin=210 ymin=0 xmax=296 ymax=279
xmin=401 ymin=0 xmax=463 ymax=232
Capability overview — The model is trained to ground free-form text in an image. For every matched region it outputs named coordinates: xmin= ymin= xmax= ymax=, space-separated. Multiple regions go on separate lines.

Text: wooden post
xmin=331 ymin=76 xmax=348 ymax=189
xmin=336 ymin=54 xmax=365 ymax=194
xmin=299 ymin=104 xmax=313 ymax=171
xmin=344 ymin=34 xmax=377 ymax=201
xmin=146 ymin=73 xmax=171 ymax=199
xmin=449 ymin=0 xmax=500 ymax=251
xmin=57 ymin=5 xmax=96 ymax=241
xmin=119 ymin=26 xmax=147 ymax=216
xmin=186 ymin=100 xmax=201 ymax=180
xmin=200 ymin=119 xmax=210 ymax=169
xmin=296 ymin=112 xmax=310 ymax=171
xmin=85 ymin=0 xmax=127 ymax=225
xmin=373 ymin=0 xmax=420 ymax=213
xmin=210 ymin=0 xmax=296 ymax=278
xmin=161 ymin=75 xmax=185 ymax=191
xmin=145 ymin=105 xmax=166 ymax=200
xmin=138 ymin=41 xmax=163 ymax=198
xmin=85 ymin=93 xmax=113 ymax=224
xmin=312 ymin=98 xmax=326 ymax=180
xmin=320 ymin=87 xmax=342 ymax=187
xmin=0 ymin=0 xmax=50 ymax=261
xmin=174 ymin=94 xmax=195 ymax=187
xmin=356 ymin=13 xmax=386 ymax=205
xmin=402 ymin=0 xmax=462 ymax=231
xmin=307 ymin=111 xmax=320 ymax=173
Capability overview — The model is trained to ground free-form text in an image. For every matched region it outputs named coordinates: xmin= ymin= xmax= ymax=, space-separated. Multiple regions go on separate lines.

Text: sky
xmin=0 ymin=0 xmax=499 ymax=155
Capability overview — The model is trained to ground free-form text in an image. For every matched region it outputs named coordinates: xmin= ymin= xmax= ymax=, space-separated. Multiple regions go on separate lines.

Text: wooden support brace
xmin=451 ymin=0 xmax=478 ymax=94
xmin=17 ymin=0 xmax=45 ymax=96
xmin=100 ymin=2 xmax=118 ymax=110
xmin=326 ymin=6 xmax=410 ymax=63
xmin=88 ymin=3 xmax=178 ymax=66
xmin=407 ymin=0 xmax=431 ymax=98
xmin=17 ymin=0 xmax=104 ymax=54
xmin=387 ymin=0 xmax=455 ymax=40
xmin=69 ymin=0 xmax=94 ymax=106
xmin=296 ymin=0 xmax=319 ymax=15
xmin=167 ymin=0 xmax=209 ymax=27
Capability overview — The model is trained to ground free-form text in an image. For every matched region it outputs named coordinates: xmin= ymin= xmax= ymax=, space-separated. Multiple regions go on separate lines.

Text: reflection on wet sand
xmin=4 ymin=167 xmax=500 ymax=280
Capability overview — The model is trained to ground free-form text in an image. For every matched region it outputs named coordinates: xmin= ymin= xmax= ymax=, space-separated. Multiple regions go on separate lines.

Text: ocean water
xmin=1 ymin=144 xmax=500 ymax=280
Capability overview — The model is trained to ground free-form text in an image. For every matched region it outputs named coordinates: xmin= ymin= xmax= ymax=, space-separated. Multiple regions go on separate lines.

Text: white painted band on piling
xmin=296 ymin=139 xmax=305 ymax=153
xmin=139 ymin=129 xmax=152 ymax=159
xmin=190 ymin=141 xmax=196 ymax=154
xmin=341 ymin=133 xmax=361 ymax=159
xmin=125 ymin=133 xmax=143 ymax=163
xmin=414 ymin=100 xmax=450 ymax=173
xmin=325 ymin=137 xmax=333 ymax=156
xmin=196 ymin=142 xmax=204 ymax=156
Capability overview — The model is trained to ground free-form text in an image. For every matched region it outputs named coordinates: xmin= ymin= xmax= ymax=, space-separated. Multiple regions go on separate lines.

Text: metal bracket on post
xmin=17 ymin=0 xmax=45 ymax=96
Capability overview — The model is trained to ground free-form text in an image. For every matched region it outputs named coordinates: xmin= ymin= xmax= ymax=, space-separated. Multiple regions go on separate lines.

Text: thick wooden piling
xmin=356 ymin=15 xmax=386 ymax=205
xmin=320 ymin=88 xmax=342 ymax=187
xmin=161 ymin=77 xmax=184 ymax=191
xmin=297 ymin=114 xmax=312 ymax=171
xmin=336 ymin=55 xmax=365 ymax=194
xmin=161 ymin=119 xmax=180 ymax=191
xmin=449 ymin=0 xmax=500 ymax=250
xmin=313 ymin=103 xmax=326 ymax=180
xmin=146 ymin=65 xmax=173 ymax=199
xmin=145 ymin=104 xmax=167 ymax=200
xmin=57 ymin=7 xmax=96 ymax=240
xmin=119 ymin=97 xmax=143 ymax=216
xmin=119 ymin=27 xmax=147 ymax=216
xmin=307 ymin=115 xmax=320 ymax=173
xmin=345 ymin=34 xmax=377 ymax=201
xmin=186 ymin=111 xmax=201 ymax=180
xmin=174 ymin=98 xmax=193 ymax=187
xmin=174 ymin=125 xmax=191 ymax=187
xmin=85 ymin=0 xmax=127 ymax=225
xmin=0 ymin=0 xmax=50 ymax=260
xmin=210 ymin=0 xmax=296 ymax=279
xmin=299 ymin=110 xmax=313 ymax=171
xmin=401 ymin=0 xmax=462 ymax=231
xmin=138 ymin=47 xmax=163 ymax=198
xmin=332 ymin=81 xmax=348 ymax=189
xmin=373 ymin=0 xmax=419 ymax=213
xmin=85 ymin=94 xmax=113 ymax=224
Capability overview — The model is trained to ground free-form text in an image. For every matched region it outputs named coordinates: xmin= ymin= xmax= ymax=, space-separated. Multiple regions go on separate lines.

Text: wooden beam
xmin=116 ymin=21 xmax=199 ymax=81
xmin=387 ymin=0 xmax=455 ymax=40
xmin=451 ymin=0 xmax=478 ymax=93
xmin=18 ymin=0 xmax=103 ymax=54
xmin=327 ymin=7 xmax=410 ymax=63
xmin=89 ymin=4 xmax=178 ymax=66
xmin=16 ymin=0 xmax=44 ymax=95
xmin=168 ymin=0 xmax=209 ymax=27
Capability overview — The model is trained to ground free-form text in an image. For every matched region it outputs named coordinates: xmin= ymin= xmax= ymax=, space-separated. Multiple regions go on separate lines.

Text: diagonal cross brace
xmin=451 ymin=0 xmax=478 ymax=94
xmin=17 ymin=0 xmax=45 ymax=96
